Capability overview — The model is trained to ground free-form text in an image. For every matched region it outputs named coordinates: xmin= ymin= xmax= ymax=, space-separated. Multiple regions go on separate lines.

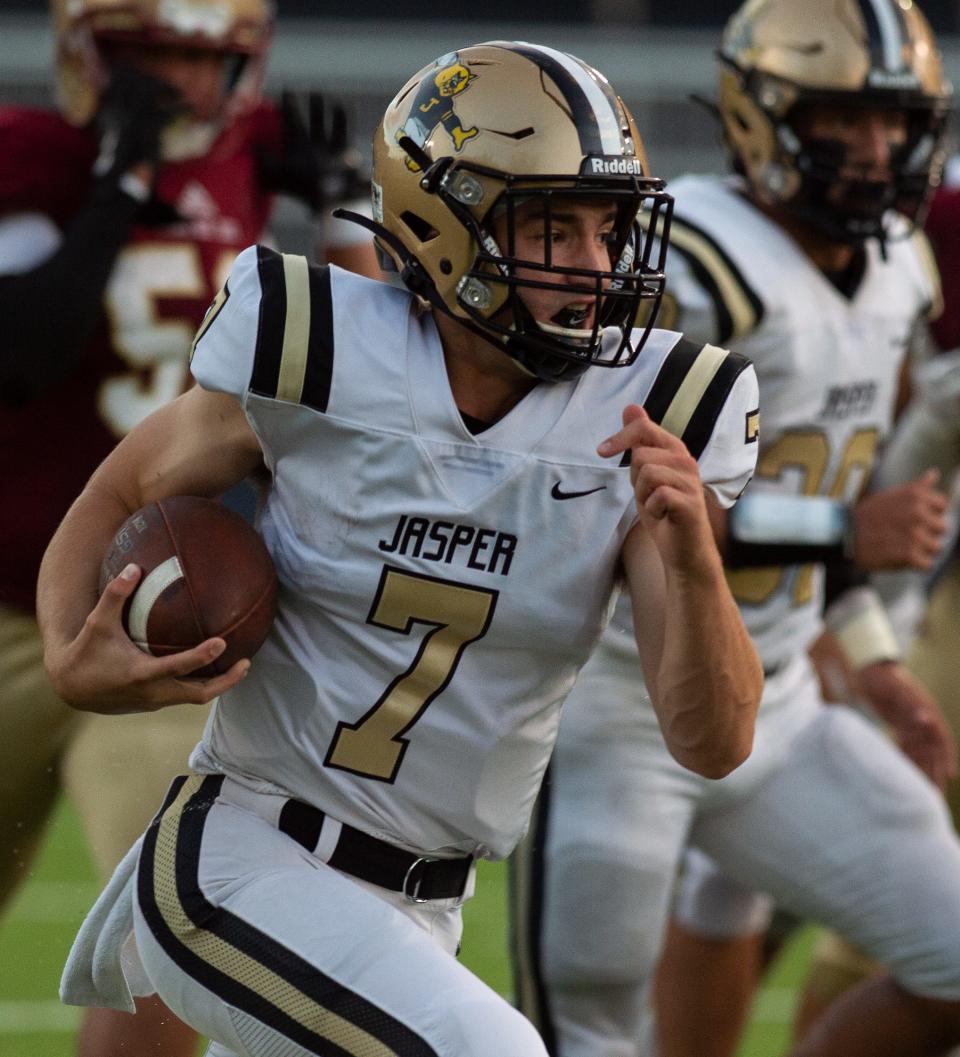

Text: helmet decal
xmin=398 ymin=52 xmax=479 ymax=170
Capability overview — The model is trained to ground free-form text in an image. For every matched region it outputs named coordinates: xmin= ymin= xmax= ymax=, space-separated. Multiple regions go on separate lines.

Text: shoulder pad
xmin=641 ymin=336 xmax=754 ymax=460
xmin=247 ymin=245 xmax=335 ymax=412
xmin=666 ymin=214 xmax=765 ymax=345
xmin=908 ymin=228 xmax=943 ymax=322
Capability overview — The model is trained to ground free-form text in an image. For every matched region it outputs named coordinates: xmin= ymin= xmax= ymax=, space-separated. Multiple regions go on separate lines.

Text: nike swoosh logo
xmin=551 ymin=481 xmax=608 ymax=501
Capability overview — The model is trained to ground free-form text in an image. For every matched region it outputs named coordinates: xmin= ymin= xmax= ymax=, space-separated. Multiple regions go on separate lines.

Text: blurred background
xmin=1 ymin=0 xmax=959 ymax=183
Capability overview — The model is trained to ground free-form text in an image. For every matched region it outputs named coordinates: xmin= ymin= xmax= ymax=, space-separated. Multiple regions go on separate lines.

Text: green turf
xmin=0 ymin=800 xmax=811 ymax=1056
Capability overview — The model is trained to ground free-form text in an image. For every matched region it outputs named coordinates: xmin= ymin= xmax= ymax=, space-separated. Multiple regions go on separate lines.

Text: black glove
xmin=92 ymin=64 xmax=187 ymax=183
xmin=257 ymin=91 xmax=369 ymax=212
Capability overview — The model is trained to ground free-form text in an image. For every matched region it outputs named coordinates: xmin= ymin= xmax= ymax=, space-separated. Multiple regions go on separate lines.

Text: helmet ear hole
xmin=400 ymin=211 xmax=439 ymax=244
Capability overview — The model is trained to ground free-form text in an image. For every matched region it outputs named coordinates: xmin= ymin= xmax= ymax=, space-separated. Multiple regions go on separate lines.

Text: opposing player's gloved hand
xmin=257 ymin=91 xmax=368 ymax=211
xmin=92 ymin=64 xmax=187 ymax=184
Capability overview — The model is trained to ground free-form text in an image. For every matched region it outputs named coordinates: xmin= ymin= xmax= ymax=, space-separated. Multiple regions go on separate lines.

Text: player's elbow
xmin=661 ymin=682 xmax=759 ymax=778
xmin=682 ymin=727 xmax=754 ymax=779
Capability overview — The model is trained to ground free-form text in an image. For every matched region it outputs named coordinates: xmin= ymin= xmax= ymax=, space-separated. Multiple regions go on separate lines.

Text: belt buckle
xmin=403 ymin=856 xmax=439 ymax=903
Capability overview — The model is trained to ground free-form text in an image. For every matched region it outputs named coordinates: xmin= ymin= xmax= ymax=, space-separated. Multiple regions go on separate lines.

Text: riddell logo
xmin=585 ymin=156 xmax=644 ymax=176
xmin=867 ymin=69 xmax=920 ymax=89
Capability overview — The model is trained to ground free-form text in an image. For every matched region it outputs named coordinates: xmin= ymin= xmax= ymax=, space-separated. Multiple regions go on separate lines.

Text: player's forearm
xmin=37 ymin=483 xmax=134 ymax=663
xmin=653 ymin=564 xmax=761 ymax=779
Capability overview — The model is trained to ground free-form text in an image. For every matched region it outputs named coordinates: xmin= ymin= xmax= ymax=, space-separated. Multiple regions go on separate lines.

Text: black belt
xmin=277 ymin=797 xmax=473 ymax=902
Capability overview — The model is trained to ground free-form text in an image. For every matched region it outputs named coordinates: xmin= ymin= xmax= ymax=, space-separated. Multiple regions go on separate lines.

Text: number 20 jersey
xmin=662 ymin=175 xmax=940 ymax=671
xmin=189 ymin=244 xmax=759 ymax=860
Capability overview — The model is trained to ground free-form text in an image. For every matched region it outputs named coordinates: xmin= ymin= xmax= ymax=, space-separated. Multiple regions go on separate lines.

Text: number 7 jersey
xmin=189 ymin=244 xmax=759 ymax=860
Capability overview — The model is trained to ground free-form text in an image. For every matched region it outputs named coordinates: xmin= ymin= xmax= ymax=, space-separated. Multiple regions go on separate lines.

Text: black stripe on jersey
xmin=250 ymin=245 xmax=286 ymax=400
xmin=508 ymin=766 xmax=559 ymax=1056
xmin=137 ymin=775 xmax=438 ymax=1057
xmin=680 ymin=349 xmax=753 ymax=460
xmin=508 ymin=44 xmax=607 ymax=156
xmin=643 ymin=336 xmax=704 ymax=428
xmin=619 ymin=336 xmax=701 ymax=466
xmin=667 ymin=216 xmax=765 ymax=346
xmin=300 ymin=262 xmax=335 ymax=413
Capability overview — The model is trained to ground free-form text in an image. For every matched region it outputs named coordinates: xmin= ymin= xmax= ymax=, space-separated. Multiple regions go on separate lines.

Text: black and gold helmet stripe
xmin=137 ymin=775 xmax=438 ymax=1057
xmin=508 ymin=768 xmax=558 ymax=1053
xmin=505 ymin=43 xmax=627 ymax=159
xmin=861 ymin=0 xmax=910 ymax=75
xmin=250 ymin=245 xmax=335 ymax=412
xmin=666 ymin=216 xmax=764 ymax=346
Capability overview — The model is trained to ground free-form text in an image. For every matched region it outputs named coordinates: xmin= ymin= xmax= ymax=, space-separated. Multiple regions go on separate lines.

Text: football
xmin=100 ymin=495 xmax=278 ymax=677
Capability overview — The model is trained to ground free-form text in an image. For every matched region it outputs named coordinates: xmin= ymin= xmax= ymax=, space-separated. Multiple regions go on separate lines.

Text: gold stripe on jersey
xmin=190 ymin=281 xmax=230 ymax=363
xmin=138 ymin=775 xmax=437 ymax=1057
xmin=250 ymin=245 xmax=336 ymax=413
xmin=660 ymin=343 xmax=730 ymax=440
xmin=910 ymin=228 xmax=944 ymax=321
xmin=275 ymin=253 xmax=312 ymax=404
xmin=666 ymin=217 xmax=764 ymax=344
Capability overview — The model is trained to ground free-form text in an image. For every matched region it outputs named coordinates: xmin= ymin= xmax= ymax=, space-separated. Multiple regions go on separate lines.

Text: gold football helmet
xmin=53 ymin=0 xmax=272 ymax=156
xmin=348 ymin=41 xmax=673 ymax=383
xmin=717 ymin=0 xmax=952 ymax=241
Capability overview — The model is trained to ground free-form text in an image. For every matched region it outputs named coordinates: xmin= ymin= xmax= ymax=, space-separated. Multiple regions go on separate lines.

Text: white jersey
xmin=188 ymin=244 xmax=758 ymax=860
xmin=662 ymin=174 xmax=939 ymax=667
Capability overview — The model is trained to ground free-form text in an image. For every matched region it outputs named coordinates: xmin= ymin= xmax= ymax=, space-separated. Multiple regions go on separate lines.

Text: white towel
xmin=60 ymin=835 xmax=154 ymax=1012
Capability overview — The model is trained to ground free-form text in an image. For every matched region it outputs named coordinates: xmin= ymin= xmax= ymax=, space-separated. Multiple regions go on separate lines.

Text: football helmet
xmin=717 ymin=0 xmax=952 ymax=242
xmin=53 ymin=0 xmax=273 ymax=158
xmin=348 ymin=41 xmax=673 ymax=383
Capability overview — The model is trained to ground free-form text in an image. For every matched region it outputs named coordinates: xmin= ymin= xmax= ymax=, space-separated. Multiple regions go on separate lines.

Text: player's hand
xmin=858 ymin=660 xmax=957 ymax=791
xmin=598 ymin=405 xmax=718 ymax=575
xmin=850 ymin=469 xmax=948 ymax=571
xmin=92 ymin=64 xmax=187 ymax=183
xmin=44 ymin=564 xmax=249 ymax=714
xmin=257 ymin=91 xmax=368 ymax=212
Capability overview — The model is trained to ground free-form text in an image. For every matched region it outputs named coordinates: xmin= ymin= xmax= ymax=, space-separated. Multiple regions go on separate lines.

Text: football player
xmin=0 ymin=2 xmax=376 ymax=1055
xmin=510 ymin=3 xmax=960 ymax=1057
xmin=781 ymin=172 xmax=960 ymax=1044
xmin=39 ymin=41 xmax=763 ymax=1057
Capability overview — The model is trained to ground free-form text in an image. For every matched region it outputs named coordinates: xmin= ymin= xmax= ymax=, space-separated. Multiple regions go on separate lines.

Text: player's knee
xmin=444 ymin=994 xmax=548 ymax=1057
xmin=888 ymin=932 xmax=960 ymax=1002
xmin=673 ymin=849 xmax=774 ymax=940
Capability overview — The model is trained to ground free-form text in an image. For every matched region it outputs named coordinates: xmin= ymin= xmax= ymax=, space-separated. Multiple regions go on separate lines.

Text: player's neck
xmin=750 ymin=197 xmax=859 ymax=274
xmin=435 ymin=313 xmax=538 ymax=425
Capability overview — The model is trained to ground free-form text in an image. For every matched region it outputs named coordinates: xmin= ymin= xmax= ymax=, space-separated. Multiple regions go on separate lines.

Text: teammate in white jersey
xmin=36 ymin=43 xmax=762 ymax=1057
xmin=510 ymin=5 xmax=960 ymax=1057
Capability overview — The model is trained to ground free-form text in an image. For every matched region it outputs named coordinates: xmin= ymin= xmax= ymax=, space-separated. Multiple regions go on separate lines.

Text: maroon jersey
xmin=0 ymin=104 xmax=282 ymax=611
xmin=926 ymin=183 xmax=960 ymax=353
